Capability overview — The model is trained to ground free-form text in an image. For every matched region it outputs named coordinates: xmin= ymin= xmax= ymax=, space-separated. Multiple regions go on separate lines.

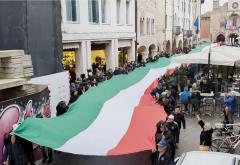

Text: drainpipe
xmin=135 ymin=0 xmax=138 ymax=62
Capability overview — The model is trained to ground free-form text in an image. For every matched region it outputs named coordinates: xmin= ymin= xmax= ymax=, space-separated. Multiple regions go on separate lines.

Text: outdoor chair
xmin=214 ymin=92 xmax=223 ymax=116
xmin=201 ymin=97 xmax=215 ymax=117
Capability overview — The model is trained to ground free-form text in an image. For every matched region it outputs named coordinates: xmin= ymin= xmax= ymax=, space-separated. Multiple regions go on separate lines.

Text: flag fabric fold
xmin=14 ymin=44 xmax=208 ymax=156
xmin=194 ymin=16 xmax=199 ymax=34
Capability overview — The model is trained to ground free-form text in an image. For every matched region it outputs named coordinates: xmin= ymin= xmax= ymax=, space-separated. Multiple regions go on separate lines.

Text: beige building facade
xmin=137 ymin=0 xmax=158 ymax=60
xmin=203 ymin=0 xmax=240 ymax=44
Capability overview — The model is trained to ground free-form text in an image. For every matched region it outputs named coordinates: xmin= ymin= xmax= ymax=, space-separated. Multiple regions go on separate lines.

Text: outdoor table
xmin=200 ymin=93 xmax=214 ymax=97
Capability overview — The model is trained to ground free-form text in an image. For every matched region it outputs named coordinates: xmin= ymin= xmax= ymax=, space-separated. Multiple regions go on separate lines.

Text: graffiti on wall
xmin=0 ymin=87 xmax=49 ymax=164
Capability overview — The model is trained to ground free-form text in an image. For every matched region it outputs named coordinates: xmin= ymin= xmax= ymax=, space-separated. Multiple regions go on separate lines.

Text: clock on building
xmin=232 ymin=2 xmax=239 ymax=9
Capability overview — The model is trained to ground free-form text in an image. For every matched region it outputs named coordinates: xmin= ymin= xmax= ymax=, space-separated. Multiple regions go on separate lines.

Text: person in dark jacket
xmin=69 ymin=90 xmax=79 ymax=104
xmin=153 ymin=140 xmax=172 ymax=165
xmin=197 ymin=115 xmax=214 ymax=150
xmin=21 ymin=138 xmax=35 ymax=165
xmin=40 ymin=147 xmax=53 ymax=164
xmin=5 ymin=134 xmax=28 ymax=165
xmin=3 ymin=133 xmax=11 ymax=165
xmin=191 ymin=83 xmax=201 ymax=114
xmin=165 ymin=115 xmax=179 ymax=160
xmin=56 ymin=101 xmax=68 ymax=116
xmin=173 ymin=106 xmax=186 ymax=147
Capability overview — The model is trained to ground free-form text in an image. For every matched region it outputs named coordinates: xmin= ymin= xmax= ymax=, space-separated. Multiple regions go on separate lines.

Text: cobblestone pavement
xmin=176 ymin=114 xmax=240 ymax=157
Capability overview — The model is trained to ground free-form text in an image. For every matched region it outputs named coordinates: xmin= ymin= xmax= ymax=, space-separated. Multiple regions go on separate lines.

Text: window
xmin=232 ymin=14 xmax=238 ymax=27
xmin=147 ymin=18 xmax=150 ymax=35
xmin=126 ymin=0 xmax=130 ymax=24
xmin=151 ymin=19 xmax=155 ymax=34
xmin=101 ymin=0 xmax=107 ymax=23
xmin=117 ymin=0 xmax=121 ymax=24
xmin=140 ymin=18 xmax=144 ymax=35
xmin=66 ymin=0 xmax=78 ymax=22
xmin=89 ymin=0 xmax=99 ymax=23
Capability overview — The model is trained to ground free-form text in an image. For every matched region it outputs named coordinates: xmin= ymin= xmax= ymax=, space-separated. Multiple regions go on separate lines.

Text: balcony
xmin=173 ymin=26 xmax=181 ymax=35
xmin=183 ymin=30 xmax=193 ymax=38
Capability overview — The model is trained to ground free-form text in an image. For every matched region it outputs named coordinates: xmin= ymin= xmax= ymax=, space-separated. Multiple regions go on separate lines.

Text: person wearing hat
xmin=153 ymin=140 xmax=172 ymax=165
xmin=173 ymin=106 xmax=186 ymax=147
xmin=165 ymin=114 xmax=179 ymax=160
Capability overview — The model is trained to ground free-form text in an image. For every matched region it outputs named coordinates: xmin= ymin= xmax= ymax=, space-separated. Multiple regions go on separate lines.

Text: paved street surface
xmin=177 ymin=114 xmax=240 ymax=157
xmin=36 ymin=113 xmax=240 ymax=165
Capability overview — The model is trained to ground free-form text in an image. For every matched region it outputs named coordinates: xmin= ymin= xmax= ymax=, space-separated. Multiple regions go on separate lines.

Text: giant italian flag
xmin=14 ymin=44 xmax=207 ymax=157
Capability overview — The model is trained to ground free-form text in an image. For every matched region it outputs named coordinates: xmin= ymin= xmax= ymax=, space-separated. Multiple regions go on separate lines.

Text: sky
xmin=201 ymin=0 xmax=228 ymax=14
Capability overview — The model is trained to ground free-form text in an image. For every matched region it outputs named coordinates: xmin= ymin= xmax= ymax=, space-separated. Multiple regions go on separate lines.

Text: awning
xmin=118 ymin=40 xmax=132 ymax=48
xmin=63 ymin=43 xmax=80 ymax=50
xmin=172 ymin=45 xmax=240 ymax=66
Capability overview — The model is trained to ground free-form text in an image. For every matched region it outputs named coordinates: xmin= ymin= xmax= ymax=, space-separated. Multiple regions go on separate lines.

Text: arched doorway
xmin=172 ymin=39 xmax=176 ymax=54
xmin=183 ymin=39 xmax=188 ymax=48
xmin=137 ymin=46 xmax=147 ymax=63
xmin=166 ymin=40 xmax=171 ymax=55
xmin=216 ymin=34 xmax=225 ymax=43
xmin=178 ymin=40 xmax=183 ymax=49
xmin=149 ymin=44 xmax=156 ymax=58
xmin=228 ymin=33 xmax=238 ymax=45
xmin=188 ymin=39 xmax=192 ymax=49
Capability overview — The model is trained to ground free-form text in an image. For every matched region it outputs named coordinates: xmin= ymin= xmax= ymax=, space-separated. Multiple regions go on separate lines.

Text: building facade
xmin=61 ymin=0 xmax=136 ymax=77
xmin=192 ymin=0 xmax=204 ymax=45
xmin=137 ymin=0 xmax=158 ymax=60
xmin=173 ymin=0 xmax=194 ymax=54
xmin=200 ymin=12 xmax=211 ymax=42
xmin=203 ymin=0 xmax=240 ymax=44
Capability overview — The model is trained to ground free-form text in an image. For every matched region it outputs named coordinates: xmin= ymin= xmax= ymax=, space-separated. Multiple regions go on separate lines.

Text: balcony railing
xmin=183 ymin=30 xmax=192 ymax=37
xmin=173 ymin=26 xmax=181 ymax=35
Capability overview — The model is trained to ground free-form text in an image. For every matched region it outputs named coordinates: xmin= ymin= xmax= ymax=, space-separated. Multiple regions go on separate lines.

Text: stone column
xmin=106 ymin=40 xmax=116 ymax=70
xmin=75 ymin=44 xmax=82 ymax=78
xmin=127 ymin=39 xmax=136 ymax=62
xmin=114 ymin=39 xmax=119 ymax=67
xmin=86 ymin=40 xmax=92 ymax=71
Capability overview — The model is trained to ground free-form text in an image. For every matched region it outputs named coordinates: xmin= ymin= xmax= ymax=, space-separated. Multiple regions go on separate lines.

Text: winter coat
xmin=224 ymin=96 xmax=236 ymax=113
xmin=199 ymin=120 xmax=213 ymax=147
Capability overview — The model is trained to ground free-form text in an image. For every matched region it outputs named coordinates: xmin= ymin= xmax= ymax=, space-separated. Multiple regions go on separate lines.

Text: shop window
xmin=62 ymin=50 xmax=76 ymax=70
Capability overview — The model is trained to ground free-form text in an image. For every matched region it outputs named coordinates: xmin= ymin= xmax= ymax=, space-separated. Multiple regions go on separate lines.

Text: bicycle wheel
xmin=211 ymin=138 xmax=222 ymax=152
xmin=211 ymin=138 xmax=231 ymax=153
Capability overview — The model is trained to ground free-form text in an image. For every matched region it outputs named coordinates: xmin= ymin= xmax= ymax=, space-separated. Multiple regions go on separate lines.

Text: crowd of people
xmin=68 ymin=46 xmax=196 ymax=106
xmin=151 ymin=61 xmax=240 ymax=164
xmin=68 ymin=54 xmax=163 ymax=105
xmin=2 ymin=102 xmax=69 ymax=165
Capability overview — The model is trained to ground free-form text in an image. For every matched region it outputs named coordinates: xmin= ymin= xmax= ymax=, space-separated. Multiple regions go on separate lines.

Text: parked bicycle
xmin=211 ymin=123 xmax=240 ymax=154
